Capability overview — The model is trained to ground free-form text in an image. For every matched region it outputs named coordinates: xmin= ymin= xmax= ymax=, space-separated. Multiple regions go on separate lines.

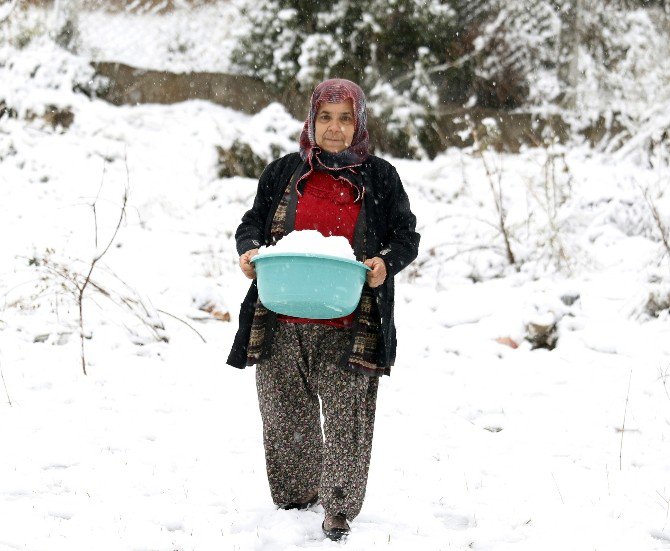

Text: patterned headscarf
xmin=297 ymin=78 xmax=370 ymax=201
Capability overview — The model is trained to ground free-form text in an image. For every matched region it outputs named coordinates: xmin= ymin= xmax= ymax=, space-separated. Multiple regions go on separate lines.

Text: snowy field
xmin=2 ymin=42 xmax=670 ymax=551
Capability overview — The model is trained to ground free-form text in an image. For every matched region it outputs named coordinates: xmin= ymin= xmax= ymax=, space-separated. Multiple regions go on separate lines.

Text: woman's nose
xmin=327 ymin=120 xmax=341 ymax=132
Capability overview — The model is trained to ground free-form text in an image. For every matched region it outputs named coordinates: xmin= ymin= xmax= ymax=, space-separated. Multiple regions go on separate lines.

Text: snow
xmin=1 ymin=2 xmax=246 ymax=74
xmin=2 ymin=41 xmax=670 ymax=551
xmin=258 ymin=230 xmax=356 ymax=260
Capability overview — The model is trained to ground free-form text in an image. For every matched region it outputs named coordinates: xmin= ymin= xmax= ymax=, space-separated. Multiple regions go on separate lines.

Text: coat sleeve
xmin=235 ymin=159 xmax=281 ymax=255
xmin=377 ymin=164 xmax=420 ymax=278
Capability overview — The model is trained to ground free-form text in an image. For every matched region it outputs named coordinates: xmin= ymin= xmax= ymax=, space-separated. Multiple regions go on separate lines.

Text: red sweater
xmin=278 ymin=170 xmax=362 ymax=328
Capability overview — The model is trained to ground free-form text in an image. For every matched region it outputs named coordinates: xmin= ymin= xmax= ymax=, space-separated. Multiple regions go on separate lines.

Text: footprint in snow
xmin=43 ymin=463 xmax=74 ymax=470
xmin=162 ymin=520 xmax=184 ymax=532
xmin=436 ymin=511 xmax=472 ymax=530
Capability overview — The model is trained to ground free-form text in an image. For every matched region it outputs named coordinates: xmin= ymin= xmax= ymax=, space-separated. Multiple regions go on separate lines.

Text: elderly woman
xmin=227 ymin=78 xmax=419 ymax=540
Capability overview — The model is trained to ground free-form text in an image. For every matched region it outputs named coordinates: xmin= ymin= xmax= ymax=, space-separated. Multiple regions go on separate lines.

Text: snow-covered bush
xmin=1 ymin=1 xmax=80 ymax=52
xmin=25 ymin=247 xmax=170 ymax=357
xmin=522 ymin=290 xmax=575 ymax=350
xmin=642 ymin=281 xmax=670 ymax=319
xmin=52 ymin=0 xmax=81 ymax=52
xmin=0 ymin=37 xmax=107 ymax=121
xmin=1 ymin=3 xmax=41 ymax=47
xmin=215 ymin=102 xmax=303 ymax=177
xmin=216 ymin=140 xmax=270 ymax=179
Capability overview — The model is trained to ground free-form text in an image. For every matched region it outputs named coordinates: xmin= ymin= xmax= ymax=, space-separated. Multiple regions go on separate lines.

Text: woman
xmin=227 ymin=78 xmax=420 ymax=540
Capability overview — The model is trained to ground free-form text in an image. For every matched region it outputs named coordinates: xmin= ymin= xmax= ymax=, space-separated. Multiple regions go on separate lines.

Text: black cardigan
xmin=226 ymin=152 xmax=420 ymax=373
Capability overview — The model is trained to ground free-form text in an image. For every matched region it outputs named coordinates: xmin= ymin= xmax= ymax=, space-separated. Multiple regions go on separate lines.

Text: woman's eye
xmin=340 ymin=116 xmax=353 ymax=124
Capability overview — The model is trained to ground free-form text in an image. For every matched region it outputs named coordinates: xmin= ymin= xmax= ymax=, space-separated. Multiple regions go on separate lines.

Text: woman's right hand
xmin=239 ymin=248 xmax=259 ymax=279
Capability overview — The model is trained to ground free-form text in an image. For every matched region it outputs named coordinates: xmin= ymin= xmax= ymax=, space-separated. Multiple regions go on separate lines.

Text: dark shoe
xmin=322 ymin=513 xmax=350 ymax=541
xmin=279 ymin=492 xmax=319 ymax=511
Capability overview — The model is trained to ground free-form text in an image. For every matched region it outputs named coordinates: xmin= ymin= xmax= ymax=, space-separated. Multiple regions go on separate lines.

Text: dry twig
xmin=470 ymin=124 xmax=516 ymax=265
xmin=77 ymin=159 xmax=129 ymax=374
xmin=428 ymin=122 xmax=517 ymax=271
xmin=638 ymin=179 xmax=670 ymax=263
xmin=33 ymin=253 xmax=170 ymax=350
xmin=523 ymin=151 xmax=572 ymax=273
xmin=657 ymin=365 xmax=670 ymax=402
xmin=392 ymin=50 xmax=479 ymax=88
xmin=0 ymin=355 xmax=11 ymax=406
xmin=657 ymin=490 xmax=670 ymax=528
xmin=156 ymin=309 xmax=206 ymax=343
xmin=619 ymin=368 xmax=633 ymax=471
xmin=551 ymin=472 xmax=564 ymax=504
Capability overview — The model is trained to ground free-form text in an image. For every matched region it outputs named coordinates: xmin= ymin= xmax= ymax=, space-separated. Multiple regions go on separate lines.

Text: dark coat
xmin=226 ymin=152 xmax=420 ymax=373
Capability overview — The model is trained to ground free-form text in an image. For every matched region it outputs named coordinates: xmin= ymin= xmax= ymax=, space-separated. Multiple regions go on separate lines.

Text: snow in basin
xmin=257 ymin=229 xmax=356 ymax=260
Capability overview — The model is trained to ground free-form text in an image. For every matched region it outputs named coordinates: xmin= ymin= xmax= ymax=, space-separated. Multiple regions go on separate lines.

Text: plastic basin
xmin=251 ymin=252 xmax=370 ymax=319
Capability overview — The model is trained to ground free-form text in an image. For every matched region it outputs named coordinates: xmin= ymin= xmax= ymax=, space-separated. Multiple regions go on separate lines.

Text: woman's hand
xmin=364 ymin=256 xmax=387 ymax=288
xmin=239 ymin=248 xmax=259 ymax=279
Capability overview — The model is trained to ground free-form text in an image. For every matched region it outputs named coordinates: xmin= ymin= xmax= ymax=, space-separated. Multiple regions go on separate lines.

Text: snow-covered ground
xmin=2 ymin=41 xmax=670 ymax=550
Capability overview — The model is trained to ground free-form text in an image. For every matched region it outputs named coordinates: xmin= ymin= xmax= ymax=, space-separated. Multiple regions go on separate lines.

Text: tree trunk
xmin=558 ymin=0 xmax=583 ymax=110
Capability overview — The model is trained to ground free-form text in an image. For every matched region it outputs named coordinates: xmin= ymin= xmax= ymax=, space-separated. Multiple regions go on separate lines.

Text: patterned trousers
xmin=255 ymin=322 xmax=379 ymax=520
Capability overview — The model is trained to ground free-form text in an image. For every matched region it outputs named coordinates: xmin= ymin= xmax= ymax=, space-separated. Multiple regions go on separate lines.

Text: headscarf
xmin=297 ymin=78 xmax=370 ymax=201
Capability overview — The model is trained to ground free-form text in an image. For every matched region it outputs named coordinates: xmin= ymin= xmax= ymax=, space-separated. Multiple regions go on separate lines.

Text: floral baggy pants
xmin=255 ymin=322 xmax=379 ymax=520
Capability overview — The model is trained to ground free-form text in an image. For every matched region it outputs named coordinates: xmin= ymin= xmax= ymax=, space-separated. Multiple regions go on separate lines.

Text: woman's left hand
xmin=364 ymin=257 xmax=387 ymax=288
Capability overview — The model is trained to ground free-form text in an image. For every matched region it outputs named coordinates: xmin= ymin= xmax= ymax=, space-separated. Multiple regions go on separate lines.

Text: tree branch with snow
xmin=0 ymin=0 xmax=19 ymax=25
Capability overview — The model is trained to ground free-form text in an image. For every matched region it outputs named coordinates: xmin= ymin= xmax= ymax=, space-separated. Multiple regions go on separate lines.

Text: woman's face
xmin=314 ymin=100 xmax=355 ymax=154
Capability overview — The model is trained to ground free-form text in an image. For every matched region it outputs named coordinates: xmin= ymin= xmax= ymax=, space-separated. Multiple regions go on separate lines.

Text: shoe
xmin=322 ymin=513 xmax=350 ymax=541
xmin=279 ymin=492 xmax=319 ymax=511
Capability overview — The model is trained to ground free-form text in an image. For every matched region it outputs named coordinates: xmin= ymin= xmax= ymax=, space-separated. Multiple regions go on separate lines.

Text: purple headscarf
xmin=297 ymin=79 xmax=370 ymax=201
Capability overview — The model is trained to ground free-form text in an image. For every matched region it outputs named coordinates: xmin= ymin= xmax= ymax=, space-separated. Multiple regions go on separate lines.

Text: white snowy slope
xmin=2 ymin=46 xmax=670 ymax=551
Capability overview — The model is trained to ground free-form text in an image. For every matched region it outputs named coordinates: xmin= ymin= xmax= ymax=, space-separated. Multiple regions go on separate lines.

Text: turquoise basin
xmin=251 ymin=252 xmax=370 ymax=319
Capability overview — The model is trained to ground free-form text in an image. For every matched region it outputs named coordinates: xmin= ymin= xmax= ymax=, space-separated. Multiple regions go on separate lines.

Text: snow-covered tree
xmin=232 ymin=0 xmax=459 ymax=157
xmin=457 ymin=0 xmax=670 ymax=118
xmin=233 ymin=0 xmax=670 ymax=158
xmin=457 ymin=0 xmax=561 ymax=108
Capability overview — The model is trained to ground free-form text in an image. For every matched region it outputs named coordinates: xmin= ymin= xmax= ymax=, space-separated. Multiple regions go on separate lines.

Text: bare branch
xmin=78 ymin=156 xmax=130 ymax=375
xmin=619 ymin=369 xmax=633 ymax=471
xmin=656 ymin=490 xmax=670 ymax=526
xmin=434 ymin=212 xmax=502 ymax=233
xmin=92 ymin=161 xmax=107 ymax=250
xmin=156 ymin=309 xmax=207 ymax=343
xmin=471 ymin=125 xmax=516 ymax=265
xmin=523 ymin=150 xmax=573 ymax=274
xmin=637 ymin=179 xmax=670 ymax=262
xmin=0 ymin=355 xmax=11 ymax=406
xmin=22 ymin=156 xmax=173 ymax=370
xmin=93 ymin=187 xmax=127 ymax=264
xmin=551 ymin=472 xmax=564 ymax=505
xmin=429 ymin=120 xmax=516 ymax=268
xmin=40 ymin=254 xmax=171 ymax=348
xmin=657 ymin=365 xmax=670 ymax=402
xmin=414 ymin=243 xmax=506 ymax=270
xmin=442 ymin=244 xmax=505 ymax=263
xmin=391 ymin=50 xmax=479 ymax=89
